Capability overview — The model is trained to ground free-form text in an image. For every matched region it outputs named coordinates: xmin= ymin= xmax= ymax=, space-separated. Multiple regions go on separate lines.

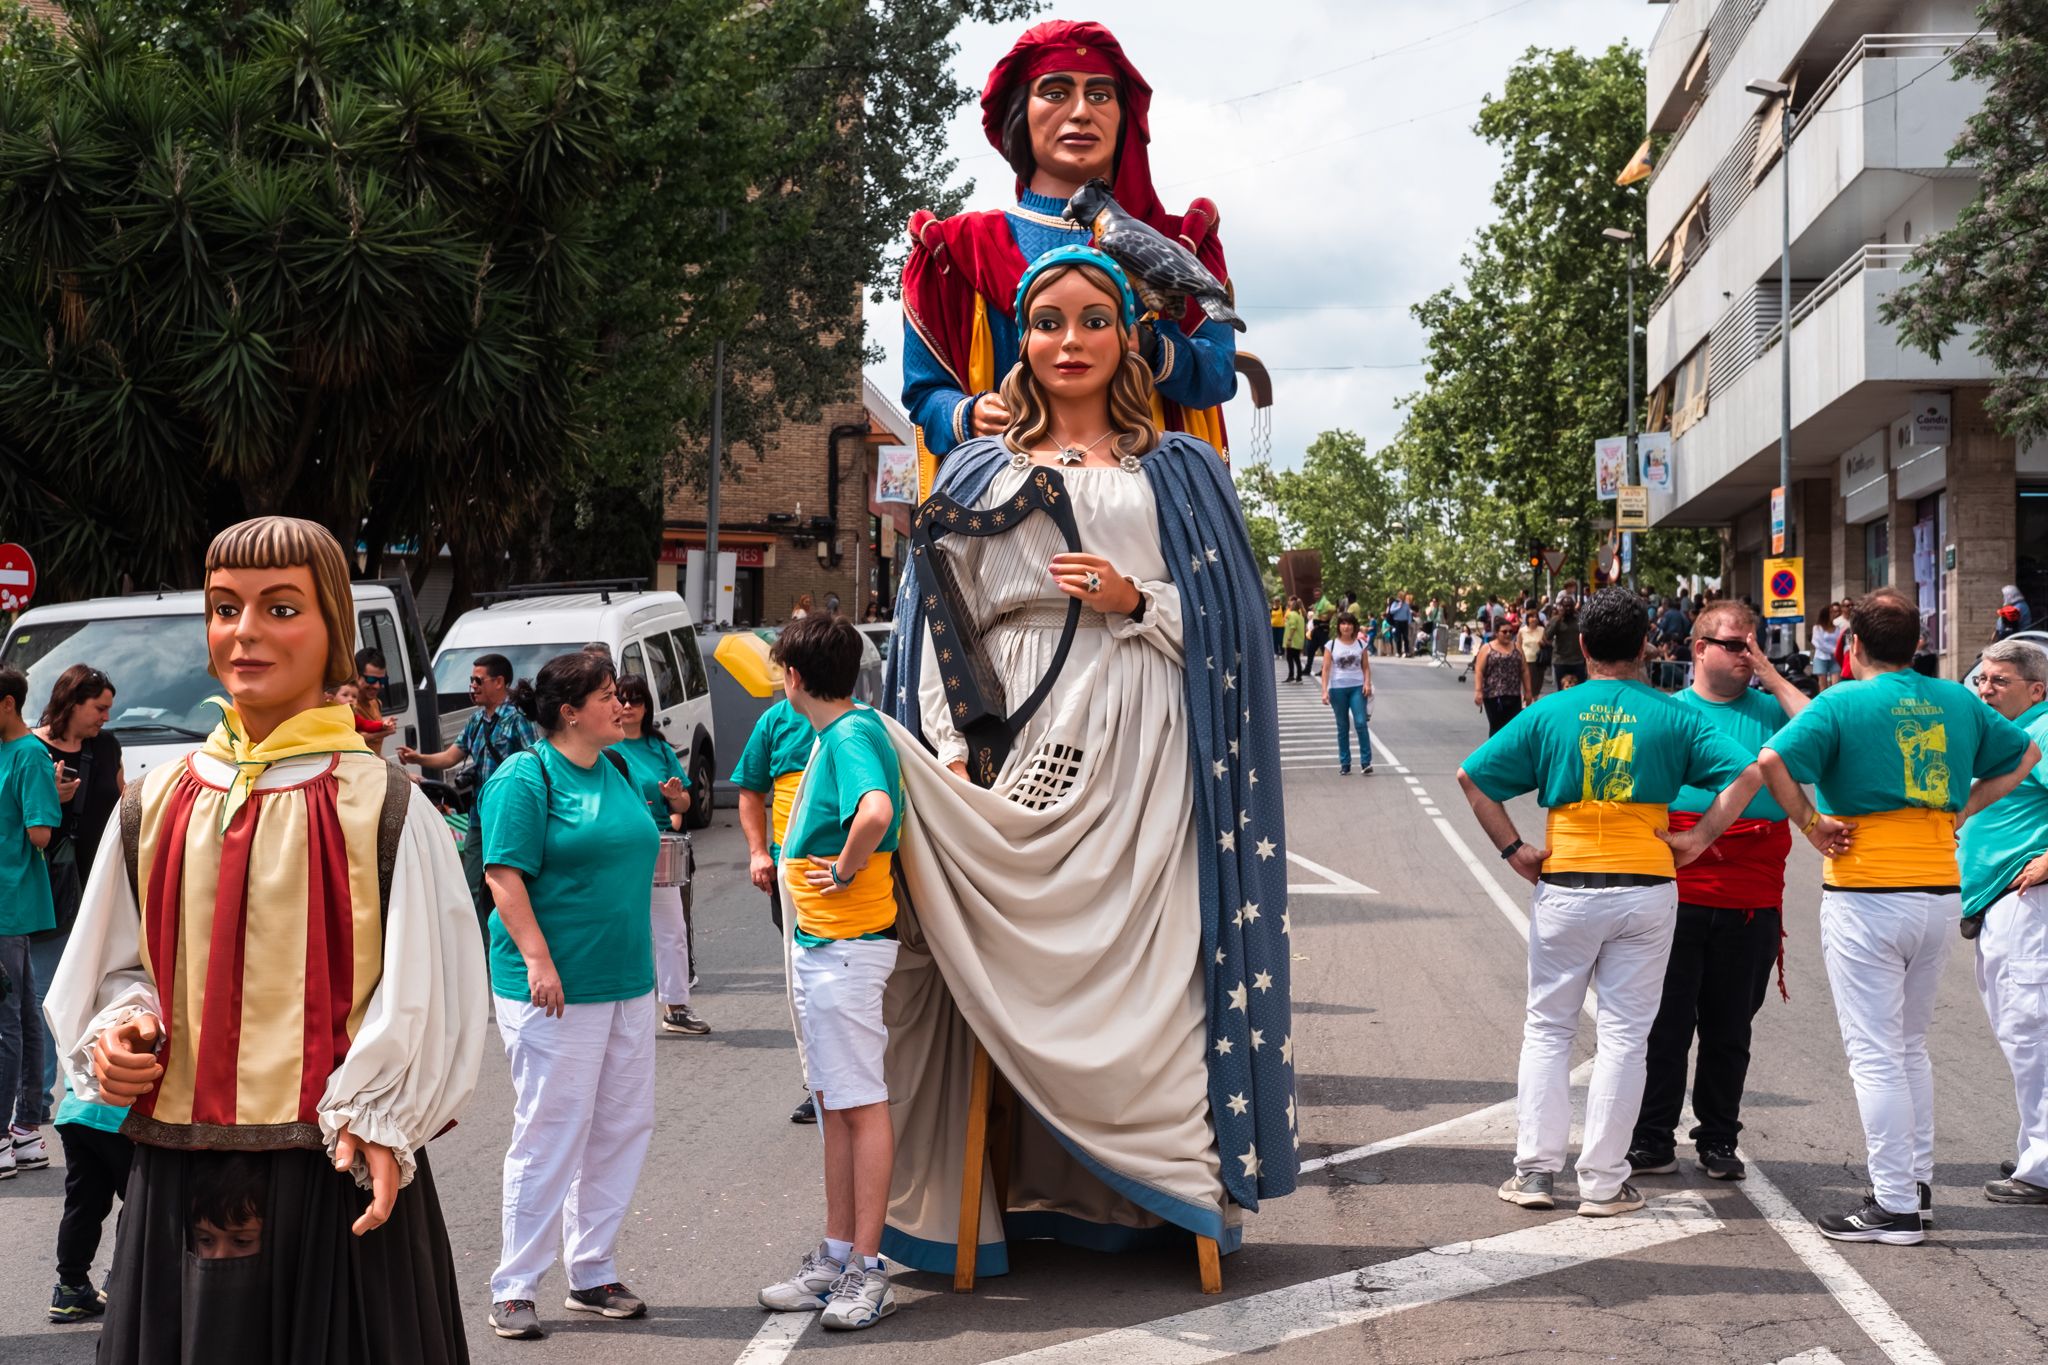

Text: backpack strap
xmin=376 ymin=763 xmax=412 ymax=925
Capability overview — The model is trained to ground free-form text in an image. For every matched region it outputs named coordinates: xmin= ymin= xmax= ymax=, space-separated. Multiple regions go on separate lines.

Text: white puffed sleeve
xmin=46 ymin=810 xmax=157 ymax=1104
xmin=1108 ymin=577 xmax=1184 ymax=662
xmin=317 ymin=789 xmax=488 ymax=1189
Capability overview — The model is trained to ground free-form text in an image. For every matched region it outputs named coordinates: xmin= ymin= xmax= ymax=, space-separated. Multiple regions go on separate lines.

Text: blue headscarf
xmin=1012 ymin=244 xmax=1141 ymax=328
xmin=885 ymin=435 xmax=1297 ymax=1231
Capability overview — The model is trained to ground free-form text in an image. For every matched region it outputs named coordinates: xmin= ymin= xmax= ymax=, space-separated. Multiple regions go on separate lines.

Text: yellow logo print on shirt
xmin=1894 ymin=715 xmax=1950 ymax=807
xmin=1577 ymin=713 xmax=1638 ymax=803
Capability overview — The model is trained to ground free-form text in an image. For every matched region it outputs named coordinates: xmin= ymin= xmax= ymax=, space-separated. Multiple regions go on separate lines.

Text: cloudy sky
xmin=862 ymin=0 xmax=1672 ymax=470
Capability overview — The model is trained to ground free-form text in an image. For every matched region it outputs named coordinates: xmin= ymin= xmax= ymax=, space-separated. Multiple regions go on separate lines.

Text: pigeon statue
xmin=1065 ymin=179 xmax=1246 ymax=332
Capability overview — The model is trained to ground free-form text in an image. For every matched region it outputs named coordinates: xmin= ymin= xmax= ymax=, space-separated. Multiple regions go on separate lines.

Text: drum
xmin=653 ymin=833 xmax=693 ymax=887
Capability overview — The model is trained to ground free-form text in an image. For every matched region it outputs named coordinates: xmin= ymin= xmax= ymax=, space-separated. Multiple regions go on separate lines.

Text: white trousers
xmin=651 ymin=883 xmax=691 ymax=1005
xmin=1516 ymin=880 xmax=1677 ymax=1200
xmin=1974 ymin=885 xmax=2048 ymax=1188
xmin=490 ymin=993 xmax=657 ymax=1301
xmin=1819 ymin=889 xmax=1953 ymax=1214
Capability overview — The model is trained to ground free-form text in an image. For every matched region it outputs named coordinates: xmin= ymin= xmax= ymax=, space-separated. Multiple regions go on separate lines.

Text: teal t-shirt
xmin=0 ymin=732 xmax=59 ymax=935
xmin=607 ymin=734 xmax=690 ymax=832
xmin=1668 ymin=688 xmax=1791 ymax=822
xmin=1765 ymin=670 xmax=2031 ymax=815
xmin=1958 ymin=700 xmax=2048 ymax=918
xmin=731 ymin=700 xmax=816 ymax=860
xmin=55 ymin=1092 xmax=130 ymax=1134
xmin=1462 ymin=679 xmax=1753 ymax=809
xmin=482 ymin=744 xmax=659 ymax=1004
xmin=783 ymin=707 xmax=902 ymax=948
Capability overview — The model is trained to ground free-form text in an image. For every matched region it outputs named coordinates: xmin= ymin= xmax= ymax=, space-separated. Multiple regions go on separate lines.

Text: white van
xmin=1 ymin=580 xmax=443 ymax=781
xmin=432 ymin=587 xmax=717 ymax=828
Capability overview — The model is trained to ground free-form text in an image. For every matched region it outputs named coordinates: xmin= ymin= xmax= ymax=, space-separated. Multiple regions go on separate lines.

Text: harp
xmin=913 ymin=464 xmax=1084 ymax=788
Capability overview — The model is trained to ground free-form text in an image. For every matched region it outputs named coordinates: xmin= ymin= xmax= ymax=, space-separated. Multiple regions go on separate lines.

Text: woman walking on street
xmin=1282 ymin=597 xmax=1308 ymax=683
xmin=1270 ymin=598 xmax=1286 ymax=658
xmin=611 ymin=675 xmax=709 ymax=1038
xmin=1547 ymin=595 xmax=1587 ymax=690
xmin=482 ymin=652 xmax=661 ymax=1340
xmin=1518 ymin=612 xmax=1550 ymax=700
xmin=1475 ymin=618 xmax=1532 ymax=735
xmin=1321 ymin=613 xmax=1374 ymax=775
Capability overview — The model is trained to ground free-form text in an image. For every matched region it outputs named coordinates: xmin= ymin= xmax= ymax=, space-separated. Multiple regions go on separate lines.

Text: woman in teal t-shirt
xmin=610 ymin=674 xmax=706 ymax=1037
xmin=479 ymin=651 xmax=661 ymax=1335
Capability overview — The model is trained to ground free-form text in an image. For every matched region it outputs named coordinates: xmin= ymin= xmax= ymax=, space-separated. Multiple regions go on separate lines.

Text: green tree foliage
xmin=0 ymin=0 xmax=621 ymax=599
xmin=1395 ymin=43 xmax=1714 ymax=591
xmin=1882 ymin=2 xmax=2048 ymax=443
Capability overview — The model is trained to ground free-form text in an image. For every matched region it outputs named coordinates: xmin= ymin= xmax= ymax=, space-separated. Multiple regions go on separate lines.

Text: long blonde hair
xmin=204 ymin=516 xmax=358 ymax=688
xmin=1000 ymin=262 xmax=1160 ymax=460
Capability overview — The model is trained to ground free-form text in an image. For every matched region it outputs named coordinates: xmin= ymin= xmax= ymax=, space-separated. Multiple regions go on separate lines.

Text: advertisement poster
xmin=1638 ymin=432 xmax=1672 ymax=492
xmin=1594 ymin=436 xmax=1626 ymax=501
xmin=874 ymin=443 xmax=919 ymax=505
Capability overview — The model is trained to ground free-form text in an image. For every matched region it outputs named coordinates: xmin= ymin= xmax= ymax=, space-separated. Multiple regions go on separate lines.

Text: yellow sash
xmin=199 ymin=701 xmax=371 ymax=831
xmin=771 ymin=770 xmax=803 ymax=851
xmin=1823 ymin=807 xmax=1958 ymax=887
xmin=1543 ymin=802 xmax=1674 ymax=876
xmin=785 ymin=850 xmax=897 ymax=940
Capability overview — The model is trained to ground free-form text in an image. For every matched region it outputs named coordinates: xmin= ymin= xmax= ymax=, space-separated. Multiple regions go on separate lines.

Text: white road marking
xmin=983 ymin=1194 xmax=1722 ymax=1364
xmin=1770 ymin=1351 xmax=1847 ymax=1365
xmin=1286 ymin=851 xmax=1376 ymax=896
xmin=1402 ymin=724 xmax=1946 ymax=1365
xmin=733 ymin=1312 xmax=812 ymax=1364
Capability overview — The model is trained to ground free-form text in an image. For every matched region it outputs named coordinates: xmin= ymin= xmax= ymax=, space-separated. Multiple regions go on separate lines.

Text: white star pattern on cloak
xmin=1241 ymin=902 xmax=1260 ymax=924
xmin=1240 ymin=809 xmax=1251 ymax=828
xmin=1223 ymin=670 xmax=1236 ymax=691
xmin=1250 ymin=1028 xmax=1265 ymax=1051
xmin=1239 ymin=1146 xmax=1262 ymax=1178
xmin=1229 ymin=739 xmax=1240 ymax=757
xmin=1219 ymin=829 xmax=1236 ymax=852
xmin=1226 ymin=1093 xmax=1250 ymax=1117
xmin=1255 ymin=837 xmax=1276 ymax=860
xmin=1281 ymin=909 xmax=1292 ymax=935
xmin=1286 ymin=1097 xmax=1297 ymax=1130
xmin=1281 ymin=1034 xmax=1295 ymax=1065
xmin=1215 ymin=947 xmax=1226 ymax=965
xmin=1213 ymin=759 xmax=1227 ymax=779
xmin=1214 ymin=1036 xmax=1233 ymax=1056
xmin=1247 ymin=768 xmax=1258 ymax=788
xmin=1205 ymin=547 xmax=1219 ymax=563
xmin=1227 ymin=981 xmax=1249 ymax=1013
xmin=1253 ymin=971 xmax=1273 ymax=993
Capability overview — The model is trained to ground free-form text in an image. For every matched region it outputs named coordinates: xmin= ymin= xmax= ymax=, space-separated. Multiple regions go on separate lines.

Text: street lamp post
xmin=1601 ymin=226 xmax=1637 ymax=587
xmin=1747 ymin=77 xmax=1794 ymax=559
xmin=702 ymin=208 xmax=730 ymax=626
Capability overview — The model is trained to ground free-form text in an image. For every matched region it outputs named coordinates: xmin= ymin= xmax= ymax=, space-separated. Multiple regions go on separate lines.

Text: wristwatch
xmin=1499 ymin=838 xmax=1524 ymax=861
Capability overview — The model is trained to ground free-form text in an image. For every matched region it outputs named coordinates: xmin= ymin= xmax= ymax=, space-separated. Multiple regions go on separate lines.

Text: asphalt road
xmin=3 ymin=654 xmax=2045 ymax=1365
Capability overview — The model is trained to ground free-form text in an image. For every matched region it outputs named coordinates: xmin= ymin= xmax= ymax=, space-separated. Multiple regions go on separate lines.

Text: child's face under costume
xmin=205 ymin=564 xmax=331 ymax=715
xmin=192 ymin=1215 xmax=262 ymax=1260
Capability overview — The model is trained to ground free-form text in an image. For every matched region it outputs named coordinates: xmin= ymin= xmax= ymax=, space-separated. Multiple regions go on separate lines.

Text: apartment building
xmin=1641 ymin=0 xmax=2043 ymax=675
xmin=658 ymin=377 xmax=916 ymax=626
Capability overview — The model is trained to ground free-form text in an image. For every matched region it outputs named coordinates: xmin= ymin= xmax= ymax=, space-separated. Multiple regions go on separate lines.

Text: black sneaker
xmin=1627 ymin=1147 xmax=1678 ymax=1176
xmin=791 ymin=1094 xmax=818 ymax=1124
xmin=1818 ymin=1200 xmax=1924 ymax=1245
xmin=1861 ymin=1180 xmax=1933 ymax=1225
xmin=660 ymin=1005 xmax=711 ymax=1035
xmin=1695 ymin=1144 xmax=1745 ymax=1181
xmin=1360 ymin=765 xmax=1374 ymax=775
xmin=48 ymin=1280 xmax=105 ymax=1323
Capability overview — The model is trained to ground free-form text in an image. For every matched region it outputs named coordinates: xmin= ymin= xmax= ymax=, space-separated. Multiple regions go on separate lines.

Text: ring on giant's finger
xmin=1084 ymin=571 xmax=1102 ymax=594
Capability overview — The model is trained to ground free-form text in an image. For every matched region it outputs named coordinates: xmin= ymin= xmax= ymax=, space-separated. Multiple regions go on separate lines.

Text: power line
xmin=1209 ymin=0 xmax=1542 ymax=107
xmin=1238 ymin=302 xmax=1417 ymax=312
xmin=1269 ymin=362 xmax=1428 ymax=372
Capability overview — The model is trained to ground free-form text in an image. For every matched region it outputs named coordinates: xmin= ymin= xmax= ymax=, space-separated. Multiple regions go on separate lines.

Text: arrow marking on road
xmin=1285 ymin=851 xmax=1376 ymax=896
xmin=983 ymin=1193 xmax=1722 ymax=1364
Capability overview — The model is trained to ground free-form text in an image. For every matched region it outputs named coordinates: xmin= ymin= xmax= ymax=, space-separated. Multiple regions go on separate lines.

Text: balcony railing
xmin=1757 ymin=242 xmax=1917 ymax=356
xmin=1789 ymin=33 xmax=1979 ymax=144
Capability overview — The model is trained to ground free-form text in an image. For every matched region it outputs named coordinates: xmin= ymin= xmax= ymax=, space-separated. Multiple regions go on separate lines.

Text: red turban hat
xmin=979 ymin=20 xmax=1163 ymax=228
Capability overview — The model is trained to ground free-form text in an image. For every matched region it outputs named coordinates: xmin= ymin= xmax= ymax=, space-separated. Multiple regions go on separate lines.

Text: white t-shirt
xmin=1325 ymin=637 xmax=1368 ymax=689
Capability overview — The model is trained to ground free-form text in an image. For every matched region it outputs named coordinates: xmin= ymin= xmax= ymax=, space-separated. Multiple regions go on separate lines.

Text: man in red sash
xmin=900 ymin=19 xmax=1239 ymax=496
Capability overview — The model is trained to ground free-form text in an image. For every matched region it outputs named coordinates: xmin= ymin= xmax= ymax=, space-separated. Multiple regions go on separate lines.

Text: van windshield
xmin=2 ymin=615 xmax=216 ymax=739
xmin=433 ymin=643 xmax=582 ymax=715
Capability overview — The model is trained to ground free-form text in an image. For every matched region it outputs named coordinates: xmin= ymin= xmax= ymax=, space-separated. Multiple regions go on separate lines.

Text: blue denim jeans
xmin=0 ymin=933 xmax=47 ymax=1130
xmin=1329 ymin=686 xmax=1370 ymax=770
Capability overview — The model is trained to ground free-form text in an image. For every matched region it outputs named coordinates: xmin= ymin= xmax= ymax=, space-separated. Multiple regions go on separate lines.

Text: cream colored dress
xmin=881 ymin=460 xmax=1227 ymax=1266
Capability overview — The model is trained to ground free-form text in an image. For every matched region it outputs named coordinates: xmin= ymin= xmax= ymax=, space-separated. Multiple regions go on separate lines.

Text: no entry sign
xmin=0 ymin=543 xmax=34 ymax=612
xmin=1763 ymin=556 xmax=1803 ymax=622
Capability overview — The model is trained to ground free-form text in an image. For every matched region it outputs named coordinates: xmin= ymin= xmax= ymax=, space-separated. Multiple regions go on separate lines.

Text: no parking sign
xmin=0 ymin=543 xmax=34 ymax=612
xmin=1763 ymin=556 xmax=1803 ymax=623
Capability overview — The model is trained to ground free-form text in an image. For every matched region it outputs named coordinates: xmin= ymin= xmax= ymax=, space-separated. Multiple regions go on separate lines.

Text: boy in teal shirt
xmin=48 ymin=1090 xmax=132 ymax=1321
xmin=756 ymin=616 xmax=903 ymax=1332
xmin=0 ymin=666 xmax=61 ymax=1181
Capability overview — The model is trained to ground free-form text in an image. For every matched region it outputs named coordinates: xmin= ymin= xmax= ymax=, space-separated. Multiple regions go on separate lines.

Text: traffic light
xmin=1527 ymin=540 xmax=1545 ymax=569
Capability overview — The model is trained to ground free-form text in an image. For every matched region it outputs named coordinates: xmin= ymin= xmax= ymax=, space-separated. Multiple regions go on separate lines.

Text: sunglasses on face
xmin=1697 ymin=637 xmax=1750 ymax=654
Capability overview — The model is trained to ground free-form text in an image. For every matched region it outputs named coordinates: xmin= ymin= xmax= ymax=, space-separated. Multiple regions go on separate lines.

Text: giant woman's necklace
xmin=1051 ymin=427 xmax=1115 ymax=466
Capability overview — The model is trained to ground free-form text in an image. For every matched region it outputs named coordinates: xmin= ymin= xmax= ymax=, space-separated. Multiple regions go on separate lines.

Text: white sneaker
xmin=10 ymin=1126 xmax=49 ymax=1169
xmin=758 ymin=1243 xmax=844 ymax=1312
xmin=0 ymin=1145 xmax=14 ymax=1180
xmin=820 ymin=1264 xmax=896 ymax=1331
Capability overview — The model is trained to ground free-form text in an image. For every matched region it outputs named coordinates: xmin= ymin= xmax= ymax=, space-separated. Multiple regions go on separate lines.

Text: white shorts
xmin=791 ymin=936 xmax=898 ymax=1109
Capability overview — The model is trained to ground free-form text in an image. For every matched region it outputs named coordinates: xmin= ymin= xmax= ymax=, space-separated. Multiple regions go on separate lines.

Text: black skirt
xmin=99 ymin=1144 xmax=468 ymax=1365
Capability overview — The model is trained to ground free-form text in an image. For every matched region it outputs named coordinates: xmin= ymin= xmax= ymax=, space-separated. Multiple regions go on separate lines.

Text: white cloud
xmin=862 ymin=0 xmax=1666 ymax=470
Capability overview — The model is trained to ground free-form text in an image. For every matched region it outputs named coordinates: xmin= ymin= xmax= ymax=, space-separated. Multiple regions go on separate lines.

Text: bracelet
xmin=829 ymin=861 xmax=852 ymax=886
xmin=1801 ymin=810 xmax=1821 ymax=834
xmin=1499 ymin=838 xmax=1524 ymax=861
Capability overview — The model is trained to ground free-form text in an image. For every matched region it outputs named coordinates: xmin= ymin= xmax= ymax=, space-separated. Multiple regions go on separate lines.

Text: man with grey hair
xmin=1959 ymin=637 xmax=2048 ymax=1204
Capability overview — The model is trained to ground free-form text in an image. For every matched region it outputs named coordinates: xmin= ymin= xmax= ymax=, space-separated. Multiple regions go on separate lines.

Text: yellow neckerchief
xmin=200 ymin=700 xmax=372 ymax=831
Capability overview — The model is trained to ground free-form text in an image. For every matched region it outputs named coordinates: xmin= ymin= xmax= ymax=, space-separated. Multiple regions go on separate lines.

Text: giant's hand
xmin=333 ymin=1125 xmax=400 ymax=1236
xmin=93 ymin=1013 xmax=163 ymax=1102
xmin=1049 ymin=553 xmax=1141 ymax=615
xmin=971 ymin=394 xmax=1011 ymax=438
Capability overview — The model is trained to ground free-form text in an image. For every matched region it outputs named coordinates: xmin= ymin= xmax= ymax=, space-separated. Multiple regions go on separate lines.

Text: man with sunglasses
xmin=1628 ymin=601 xmax=1808 ymax=1185
xmin=1956 ymin=639 xmax=2048 ymax=1205
xmin=400 ymin=653 xmax=537 ymax=932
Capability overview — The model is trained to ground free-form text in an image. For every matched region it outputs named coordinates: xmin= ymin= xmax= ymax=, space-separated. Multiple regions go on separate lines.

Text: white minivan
xmin=1 ymin=580 xmax=443 ymax=781
xmin=432 ymin=587 xmax=718 ymax=828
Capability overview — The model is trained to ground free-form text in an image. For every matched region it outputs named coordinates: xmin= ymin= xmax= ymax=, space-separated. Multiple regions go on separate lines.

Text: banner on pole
xmin=1594 ymin=437 xmax=1626 ymax=501
xmin=1639 ymin=433 xmax=1672 ymax=492
xmin=1770 ymin=486 xmax=1787 ymax=554
xmin=1617 ymin=486 xmax=1649 ymax=530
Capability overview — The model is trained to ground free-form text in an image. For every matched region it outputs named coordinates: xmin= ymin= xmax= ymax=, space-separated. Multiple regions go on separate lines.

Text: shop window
xmin=2016 ymin=490 xmax=2048 ymax=625
xmin=1865 ymin=519 xmax=1890 ymax=590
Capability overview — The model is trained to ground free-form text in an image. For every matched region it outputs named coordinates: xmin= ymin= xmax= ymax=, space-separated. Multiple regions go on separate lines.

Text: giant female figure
xmin=901 ymin=20 xmax=1238 ymax=497
xmin=882 ymin=247 xmax=1293 ymax=1275
xmin=48 ymin=517 xmax=486 ymax=1363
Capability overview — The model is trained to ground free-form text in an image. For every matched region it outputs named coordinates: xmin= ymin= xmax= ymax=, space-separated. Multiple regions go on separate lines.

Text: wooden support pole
xmin=954 ymin=1041 xmax=995 ymax=1292
xmin=1196 ymin=1234 xmax=1223 ymax=1294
